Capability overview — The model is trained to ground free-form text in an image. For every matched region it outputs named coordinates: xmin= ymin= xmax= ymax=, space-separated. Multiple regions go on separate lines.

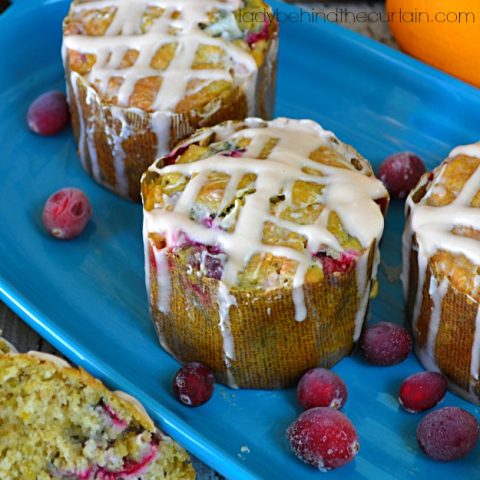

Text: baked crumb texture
xmin=0 ymin=353 xmax=195 ymax=480
xmin=62 ymin=0 xmax=278 ymax=200
xmin=403 ymin=143 xmax=480 ymax=404
xmin=142 ymin=117 xmax=389 ymax=389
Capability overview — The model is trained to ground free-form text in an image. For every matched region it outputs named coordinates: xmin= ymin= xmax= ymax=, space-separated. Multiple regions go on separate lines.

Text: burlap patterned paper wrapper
xmin=147 ymin=241 xmax=377 ymax=389
xmin=406 ymin=240 xmax=480 ymax=403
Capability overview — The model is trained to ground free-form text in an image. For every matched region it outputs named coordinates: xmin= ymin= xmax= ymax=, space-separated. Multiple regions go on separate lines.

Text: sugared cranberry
xmin=27 ymin=91 xmax=70 ymax=135
xmin=398 ymin=371 xmax=447 ymax=413
xmin=359 ymin=322 xmax=412 ymax=366
xmin=42 ymin=188 xmax=92 ymax=240
xmin=286 ymin=407 xmax=359 ymax=471
xmin=173 ymin=362 xmax=215 ymax=407
xmin=297 ymin=368 xmax=347 ymax=410
xmin=377 ymin=152 xmax=426 ymax=199
xmin=417 ymin=407 xmax=479 ymax=461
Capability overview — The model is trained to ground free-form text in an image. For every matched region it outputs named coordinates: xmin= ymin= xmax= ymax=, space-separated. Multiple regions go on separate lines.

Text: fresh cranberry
xmin=27 ymin=91 xmax=70 ymax=135
xmin=101 ymin=402 xmax=128 ymax=430
xmin=315 ymin=250 xmax=358 ymax=276
xmin=417 ymin=407 xmax=479 ymax=461
xmin=246 ymin=19 xmax=270 ymax=46
xmin=287 ymin=407 xmax=359 ymax=471
xmin=297 ymin=368 xmax=347 ymax=410
xmin=187 ymin=244 xmax=224 ymax=280
xmin=162 ymin=142 xmax=202 ymax=166
xmin=377 ymin=152 xmax=426 ymax=199
xmin=398 ymin=371 xmax=447 ymax=413
xmin=359 ymin=322 xmax=412 ymax=366
xmin=97 ymin=439 xmax=159 ymax=478
xmin=173 ymin=362 xmax=215 ymax=407
xmin=42 ymin=188 xmax=92 ymax=240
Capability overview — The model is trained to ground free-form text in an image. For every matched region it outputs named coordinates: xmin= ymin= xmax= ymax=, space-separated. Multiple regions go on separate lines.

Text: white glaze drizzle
xmin=404 ymin=142 xmax=480 ymax=390
xmin=144 ymin=118 xmax=387 ymax=363
xmin=424 ymin=276 xmax=448 ymax=365
xmin=218 ymin=281 xmax=238 ymax=387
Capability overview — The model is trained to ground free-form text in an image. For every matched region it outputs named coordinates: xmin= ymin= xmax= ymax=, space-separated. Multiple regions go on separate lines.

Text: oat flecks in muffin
xmin=0 ymin=353 xmax=195 ymax=479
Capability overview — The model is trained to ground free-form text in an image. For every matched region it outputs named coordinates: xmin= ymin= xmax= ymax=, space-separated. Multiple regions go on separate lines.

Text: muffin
xmin=403 ymin=142 xmax=480 ymax=404
xmin=62 ymin=0 xmax=278 ymax=200
xmin=142 ymin=117 xmax=389 ymax=389
xmin=0 ymin=346 xmax=195 ymax=479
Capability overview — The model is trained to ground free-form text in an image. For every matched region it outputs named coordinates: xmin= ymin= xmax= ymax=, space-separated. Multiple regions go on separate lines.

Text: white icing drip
xmin=353 ymin=252 xmax=370 ymax=341
xmin=153 ymin=248 xmax=171 ymax=314
xmin=471 ymin=308 xmax=480 ymax=390
xmin=108 ymin=107 xmax=129 ymax=196
xmin=63 ymin=0 xmax=257 ymax=111
xmin=424 ymin=276 xmax=448 ymax=366
xmin=143 ymin=216 xmax=152 ymax=301
xmin=0 ymin=337 xmax=18 ymax=353
xmin=145 ymin=118 xmax=386 ymax=339
xmin=70 ymin=73 xmax=88 ymax=169
xmin=218 ymin=282 xmax=238 ymax=388
xmin=26 ymin=352 xmax=71 ymax=369
xmin=151 ymin=111 xmax=173 ymax=157
xmin=292 ymin=285 xmax=307 ymax=322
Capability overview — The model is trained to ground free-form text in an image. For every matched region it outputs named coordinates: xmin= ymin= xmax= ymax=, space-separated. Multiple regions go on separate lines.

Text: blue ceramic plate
xmin=1 ymin=1 xmax=480 ymax=478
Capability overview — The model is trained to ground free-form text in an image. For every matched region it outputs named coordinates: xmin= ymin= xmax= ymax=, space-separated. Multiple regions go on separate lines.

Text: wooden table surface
xmin=0 ymin=2 xmax=392 ymax=478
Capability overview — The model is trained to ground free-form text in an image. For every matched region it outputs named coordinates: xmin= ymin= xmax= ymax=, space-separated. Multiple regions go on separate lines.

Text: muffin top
xmin=142 ymin=118 xmax=388 ymax=297
xmin=406 ymin=143 xmax=480 ymax=301
xmin=62 ymin=0 xmax=277 ymax=113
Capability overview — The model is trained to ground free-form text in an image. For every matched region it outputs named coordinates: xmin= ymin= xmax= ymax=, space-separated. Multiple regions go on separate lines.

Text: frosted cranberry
xmin=286 ymin=407 xmax=359 ymax=471
xmin=27 ymin=91 xmax=69 ymax=135
xmin=359 ymin=322 xmax=412 ymax=366
xmin=173 ymin=362 xmax=215 ymax=407
xmin=417 ymin=407 xmax=479 ymax=461
xmin=398 ymin=371 xmax=447 ymax=413
xmin=42 ymin=188 xmax=92 ymax=240
xmin=297 ymin=368 xmax=347 ymax=410
xmin=378 ymin=152 xmax=426 ymax=199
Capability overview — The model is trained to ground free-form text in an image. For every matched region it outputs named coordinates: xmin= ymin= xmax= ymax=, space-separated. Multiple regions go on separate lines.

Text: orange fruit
xmin=386 ymin=0 xmax=480 ymax=88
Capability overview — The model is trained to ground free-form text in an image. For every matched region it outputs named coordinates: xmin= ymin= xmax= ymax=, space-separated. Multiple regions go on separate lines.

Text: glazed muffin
xmin=142 ymin=117 xmax=389 ymax=389
xmin=0 ymin=348 xmax=195 ymax=479
xmin=62 ymin=0 xmax=278 ymax=200
xmin=403 ymin=142 xmax=480 ymax=404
